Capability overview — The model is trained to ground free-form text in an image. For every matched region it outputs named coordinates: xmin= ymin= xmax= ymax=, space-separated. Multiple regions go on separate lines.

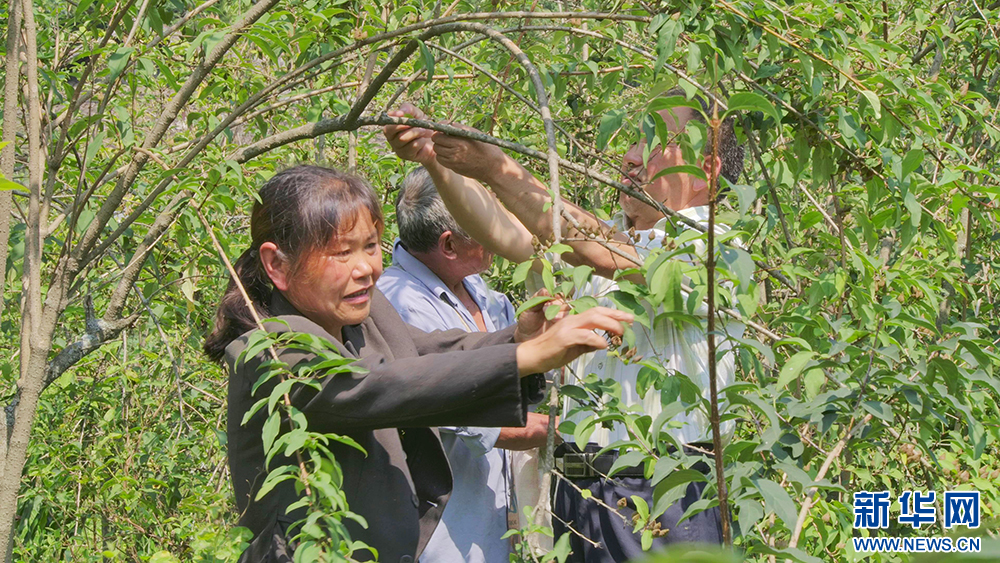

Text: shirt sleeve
xmin=229 ymin=324 xmax=526 ymax=434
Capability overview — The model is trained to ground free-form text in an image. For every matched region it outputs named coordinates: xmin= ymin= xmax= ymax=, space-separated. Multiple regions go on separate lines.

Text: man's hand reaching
xmin=384 ymin=103 xmax=436 ymax=165
xmin=431 ymin=125 xmax=506 ymax=183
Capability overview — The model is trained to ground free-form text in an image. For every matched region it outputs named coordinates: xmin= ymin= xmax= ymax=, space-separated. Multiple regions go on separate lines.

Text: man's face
xmin=618 ymin=106 xmax=706 ymax=226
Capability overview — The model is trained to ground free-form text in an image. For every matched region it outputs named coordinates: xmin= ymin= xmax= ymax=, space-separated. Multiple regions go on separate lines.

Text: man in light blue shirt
xmin=378 ymin=167 xmax=550 ymax=563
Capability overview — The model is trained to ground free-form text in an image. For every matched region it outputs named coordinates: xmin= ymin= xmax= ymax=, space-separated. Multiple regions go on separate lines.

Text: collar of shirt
xmin=389 ymin=239 xmax=499 ymax=332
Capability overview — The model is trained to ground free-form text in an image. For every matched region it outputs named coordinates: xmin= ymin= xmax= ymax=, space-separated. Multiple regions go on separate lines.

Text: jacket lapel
xmin=267 ymin=291 xmax=357 ymax=359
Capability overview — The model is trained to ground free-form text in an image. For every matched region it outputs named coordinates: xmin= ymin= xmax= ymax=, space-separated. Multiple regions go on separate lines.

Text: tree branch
xmin=73 ymin=0 xmax=281 ymax=263
xmin=706 ymin=103 xmax=732 ymax=546
xmin=43 ymin=299 xmax=140 ymax=388
xmin=103 ymin=190 xmax=192 ymax=322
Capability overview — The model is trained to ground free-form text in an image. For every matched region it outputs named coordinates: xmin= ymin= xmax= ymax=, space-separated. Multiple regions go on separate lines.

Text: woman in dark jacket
xmin=204 ymin=165 xmax=631 ymax=562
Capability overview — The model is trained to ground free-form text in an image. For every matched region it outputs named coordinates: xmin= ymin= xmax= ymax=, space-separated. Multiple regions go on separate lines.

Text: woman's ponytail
xmin=203 ymin=245 xmax=273 ymax=363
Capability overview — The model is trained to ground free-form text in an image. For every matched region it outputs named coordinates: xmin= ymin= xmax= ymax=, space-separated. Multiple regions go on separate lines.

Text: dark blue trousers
xmin=552 ymin=473 xmax=723 ymax=562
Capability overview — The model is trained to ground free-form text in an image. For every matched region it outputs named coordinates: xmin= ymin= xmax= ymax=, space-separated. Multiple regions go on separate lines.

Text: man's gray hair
xmin=396 ymin=167 xmax=471 ymax=253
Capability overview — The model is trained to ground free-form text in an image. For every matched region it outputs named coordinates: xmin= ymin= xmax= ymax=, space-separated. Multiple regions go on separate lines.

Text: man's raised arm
xmin=383 ymin=104 xmax=534 ymax=263
xmin=431 ymin=129 xmax=643 ymax=278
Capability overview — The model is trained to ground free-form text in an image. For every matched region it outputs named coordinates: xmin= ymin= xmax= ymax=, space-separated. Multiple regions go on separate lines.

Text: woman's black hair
xmin=203 ymin=164 xmax=384 ymax=362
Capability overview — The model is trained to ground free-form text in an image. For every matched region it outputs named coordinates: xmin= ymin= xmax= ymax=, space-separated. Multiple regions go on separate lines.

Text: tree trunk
xmin=0 ymin=331 xmax=57 ymax=560
xmin=0 ymin=0 xmax=23 ymax=488
xmin=0 ymin=0 xmax=20 ymax=319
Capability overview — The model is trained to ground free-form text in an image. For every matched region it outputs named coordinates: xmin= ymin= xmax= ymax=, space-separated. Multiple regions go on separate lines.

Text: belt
xmin=555 ymin=452 xmax=645 ymax=479
xmin=554 ymin=443 xmax=716 ymax=480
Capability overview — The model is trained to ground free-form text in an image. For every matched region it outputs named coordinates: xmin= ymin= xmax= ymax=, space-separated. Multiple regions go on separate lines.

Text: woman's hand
xmin=431 ymin=126 xmax=506 ymax=182
xmin=515 ymin=307 xmax=633 ymax=376
xmin=383 ymin=103 xmax=436 ymax=165
xmin=513 ymin=289 xmax=569 ymax=343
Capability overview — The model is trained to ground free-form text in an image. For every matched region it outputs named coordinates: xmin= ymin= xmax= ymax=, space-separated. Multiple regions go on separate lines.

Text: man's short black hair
xmin=662 ymin=87 xmax=745 ymax=185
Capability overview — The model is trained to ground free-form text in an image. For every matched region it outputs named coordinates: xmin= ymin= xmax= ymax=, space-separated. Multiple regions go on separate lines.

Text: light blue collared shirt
xmin=377 ymin=240 xmax=516 ymax=563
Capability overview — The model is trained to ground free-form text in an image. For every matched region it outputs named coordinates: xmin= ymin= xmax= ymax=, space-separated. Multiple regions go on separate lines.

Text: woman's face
xmin=282 ymin=211 xmax=383 ymax=337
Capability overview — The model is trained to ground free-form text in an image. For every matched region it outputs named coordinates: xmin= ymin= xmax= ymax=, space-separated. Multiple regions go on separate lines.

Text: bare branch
xmin=43 ymin=299 xmax=140 ymax=387
xmin=48 ymin=0 xmax=222 ymax=132
xmin=235 ymin=113 xmax=798 ymax=290
xmin=103 ymin=190 xmax=192 ymax=322
xmin=22 ymin=0 xmax=43 ymax=342
xmin=706 ymin=104 xmax=732 ymax=546
xmin=46 ymin=0 xmax=137 ymax=173
xmin=74 ymin=0 xmax=282 ymax=262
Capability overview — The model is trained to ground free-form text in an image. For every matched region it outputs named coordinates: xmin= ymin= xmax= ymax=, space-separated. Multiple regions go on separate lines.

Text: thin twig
xmin=195 ymin=210 xmax=313 ymax=497
xmin=706 ymin=93 xmax=732 ymax=547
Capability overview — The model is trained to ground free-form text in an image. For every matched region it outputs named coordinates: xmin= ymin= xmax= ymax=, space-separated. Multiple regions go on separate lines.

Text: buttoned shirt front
xmin=377 ymin=240 xmax=516 ymax=563
xmin=537 ymin=206 xmax=744 ymax=448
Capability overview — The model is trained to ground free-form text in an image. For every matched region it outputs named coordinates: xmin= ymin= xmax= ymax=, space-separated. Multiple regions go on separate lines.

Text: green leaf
xmin=608 ymin=290 xmax=650 ymax=328
xmin=572 ymin=265 xmax=594 ymax=290
xmin=560 ymin=385 xmax=589 ymax=402
xmin=654 ymin=20 xmax=681 ymax=73
xmin=903 ymin=191 xmax=922 ymax=226
xmin=512 ymin=260 xmax=533 ymax=286
xmin=861 ymin=400 xmax=893 ymax=423
xmin=686 ymin=42 xmax=701 ymax=74
xmin=418 ymin=40 xmax=435 ymax=80
xmin=107 ymin=46 xmax=136 ymax=81
xmin=652 ymin=469 xmax=706 ymax=517
xmin=149 ymin=552 xmax=180 ymax=563
xmin=860 ymin=89 xmax=882 ymax=118
xmin=548 ymin=243 xmax=574 ymax=255
xmin=542 ymin=533 xmax=572 ymax=563
xmin=632 ymin=495 xmax=650 ymax=520
xmin=574 ymin=415 xmax=596 ymax=446
xmin=571 ymin=295 xmax=598 ymax=313
xmin=268 ymin=378 xmax=295 ymax=414
xmin=84 ymin=131 xmax=106 ymax=166
xmin=647 ymin=95 xmax=703 ymax=113
xmin=0 ymin=178 xmax=23 ymax=192
xmin=282 ymin=430 xmax=309 ymax=456
xmin=676 ymin=497 xmax=716 ymax=526
xmin=597 ymin=109 xmax=625 ymax=150
xmin=777 ymin=351 xmax=815 ymax=389
xmin=730 ymin=184 xmax=756 ymax=217
xmin=242 ymin=397 xmax=268 ymax=425
xmin=541 ymin=262 xmax=555 ymax=293
xmin=725 ymin=92 xmax=780 ymax=122
xmin=720 ymin=247 xmax=754 ymax=288
xmin=544 ymin=303 xmax=562 ymax=321
xmin=649 ymin=259 xmax=683 ymax=310
xmin=254 ymin=466 xmax=297 ymax=501
xmin=902 ymin=149 xmax=924 ymax=179
xmin=515 ymin=295 xmax=554 ymax=317
xmin=262 ymin=411 xmax=281 ymax=455
xmin=650 ymin=455 xmax=681 ymax=488
xmin=608 ymin=450 xmax=647 ymax=477
xmin=753 ymin=477 xmax=798 ymax=525
xmin=75 ymin=0 xmax=94 ymax=17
